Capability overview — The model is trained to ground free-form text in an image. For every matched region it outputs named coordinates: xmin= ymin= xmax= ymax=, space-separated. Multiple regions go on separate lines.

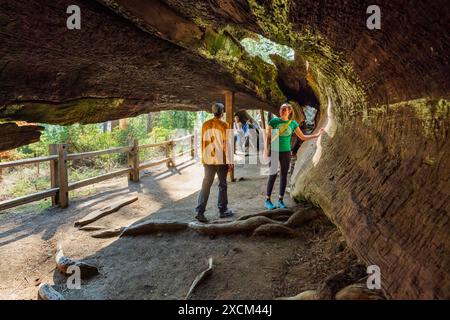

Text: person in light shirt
xmin=195 ymin=103 xmax=234 ymax=223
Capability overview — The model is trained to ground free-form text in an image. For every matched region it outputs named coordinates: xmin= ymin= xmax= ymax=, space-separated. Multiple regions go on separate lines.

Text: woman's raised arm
xmin=294 ymin=127 xmax=324 ymax=141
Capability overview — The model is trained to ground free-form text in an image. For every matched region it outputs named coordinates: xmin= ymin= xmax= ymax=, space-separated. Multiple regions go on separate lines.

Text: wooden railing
xmin=0 ymin=134 xmax=197 ymax=212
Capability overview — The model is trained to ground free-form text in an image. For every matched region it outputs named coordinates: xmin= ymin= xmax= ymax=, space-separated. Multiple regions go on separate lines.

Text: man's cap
xmin=212 ymin=102 xmax=224 ymax=114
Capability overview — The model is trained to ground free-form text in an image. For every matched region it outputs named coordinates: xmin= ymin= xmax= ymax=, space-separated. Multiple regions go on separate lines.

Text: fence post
xmin=225 ymin=91 xmax=235 ymax=182
xmin=49 ymin=144 xmax=59 ymax=206
xmin=57 ymin=144 xmax=69 ymax=208
xmin=166 ymin=141 xmax=174 ymax=168
xmin=193 ymin=131 xmax=198 ymax=161
xmin=190 ymin=134 xmax=195 ymax=159
xmin=128 ymin=139 xmax=140 ymax=182
xmin=172 ymin=141 xmax=176 ymax=165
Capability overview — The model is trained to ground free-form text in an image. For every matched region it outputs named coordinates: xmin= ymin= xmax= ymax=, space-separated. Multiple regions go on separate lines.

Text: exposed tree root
xmin=90 ymin=206 xmax=322 ymax=239
xmin=188 ymin=216 xmax=282 ymax=236
xmin=185 ymin=258 xmax=214 ymax=300
xmin=270 ymin=215 xmax=292 ymax=222
xmin=74 ymin=196 xmax=138 ymax=227
xmin=284 ymin=208 xmax=321 ymax=228
xmin=275 ymin=265 xmax=374 ymax=300
xmin=37 ymin=283 xmax=65 ymax=300
xmin=237 ymin=208 xmax=293 ymax=221
xmin=121 ymin=220 xmax=188 ymax=236
xmin=316 ymin=264 xmax=367 ymax=299
xmin=252 ymin=223 xmax=298 ymax=238
xmin=55 ymin=245 xmax=99 ymax=279
xmin=335 ymin=283 xmax=385 ymax=300
xmin=276 ymin=290 xmax=319 ymax=300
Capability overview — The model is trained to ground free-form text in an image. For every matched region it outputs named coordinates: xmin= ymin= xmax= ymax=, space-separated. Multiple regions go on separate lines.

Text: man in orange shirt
xmin=195 ymin=103 xmax=234 ymax=223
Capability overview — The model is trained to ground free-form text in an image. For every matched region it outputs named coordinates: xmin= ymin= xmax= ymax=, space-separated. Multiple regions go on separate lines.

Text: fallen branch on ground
xmin=79 ymin=225 xmax=108 ymax=231
xmin=74 ymin=195 xmax=138 ymax=227
xmin=185 ymin=257 xmax=214 ymax=300
xmin=55 ymin=245 xmax=99 ymax=279
xmin=37 ymin=283 xmax=65 ymax=300
xmin=91 ymin=227 xmax=125 ymax=238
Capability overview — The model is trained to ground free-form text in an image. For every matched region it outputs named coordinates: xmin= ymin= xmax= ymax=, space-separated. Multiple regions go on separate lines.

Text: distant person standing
xmin=195 ymin=103 xmax=234 ymax=223
xmin=244 ymin=119 xmax=256 ymax=155
xmin=233 ymin=115 xmax=245 ymax=153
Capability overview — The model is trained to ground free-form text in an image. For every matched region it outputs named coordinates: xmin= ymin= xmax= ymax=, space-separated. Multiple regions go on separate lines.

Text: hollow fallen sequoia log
xmin=74 ymin=196 xmax=138 ymax=227
xmin=0 ymin=122 xmax=44 ymax=151
xmin=55 ymin=245 xmax=99 ymax=279
xmin=37 ymin=283 xmax=65 ymax=300
xmin=185 ymin=258 xmax=214 ymax=300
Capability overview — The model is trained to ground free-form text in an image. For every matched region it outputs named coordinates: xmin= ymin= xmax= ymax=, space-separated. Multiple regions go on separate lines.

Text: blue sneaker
xmin=277 ymin=199 xmax=287 ymax=209
xmin=264 ymin=200 xmax=276 ymax=210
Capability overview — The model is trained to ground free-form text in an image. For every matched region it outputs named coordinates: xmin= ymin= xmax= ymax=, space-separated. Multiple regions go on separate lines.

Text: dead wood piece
xmin=74 ymin=195 xmax=138 ymax=227
xmin=185 ymin=258 xmax=214 ymax=300
xmin=237 ymin=208 xmax=293 ymax=221
xmin=284 ymin=208 xmax=320 ymax=228
xmin=252 ymin=223 xmax=298 ymax=238
xmin=121 ymin=220 xmax=188 ymax=236
xmin=91 ymin=227 xmax=126 ymax=238
xmin=276 ymin=290 xmax=319 ymax=300
xmin=189 ymin=216 xmax=281 ymax=236
xmin=37 ymin=283 xmax=65 ymax=300
xmin=55 ymin=245 xmax=99 ymax=279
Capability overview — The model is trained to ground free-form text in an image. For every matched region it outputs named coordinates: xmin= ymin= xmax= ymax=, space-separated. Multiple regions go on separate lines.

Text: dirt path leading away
xmin=0 ymin=156 xmax=357 ymax=300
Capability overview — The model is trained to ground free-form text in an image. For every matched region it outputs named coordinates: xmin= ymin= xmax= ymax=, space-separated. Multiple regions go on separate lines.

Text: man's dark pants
xmin=195 ymin=164 xmax=228 ymax=215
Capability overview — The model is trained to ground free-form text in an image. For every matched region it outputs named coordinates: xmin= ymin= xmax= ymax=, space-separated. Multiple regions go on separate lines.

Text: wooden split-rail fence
xmin=0 ymin=134 xmax=198 ymax=212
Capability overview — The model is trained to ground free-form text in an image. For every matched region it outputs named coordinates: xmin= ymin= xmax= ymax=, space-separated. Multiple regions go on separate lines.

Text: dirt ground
xmin=0 ymin=155 xmax=359 ymax=300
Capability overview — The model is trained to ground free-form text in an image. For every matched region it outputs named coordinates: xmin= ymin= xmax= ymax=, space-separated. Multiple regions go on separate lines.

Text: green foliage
xmin=240 ymin=34 xmax=294 ymax=65
xmin=17 ymin=111 xmax=197 ymax=157
xmin=153 ymin=111 xmax=196 ymax=132
xmin=4 ymin=111 xmax=199 ymax=206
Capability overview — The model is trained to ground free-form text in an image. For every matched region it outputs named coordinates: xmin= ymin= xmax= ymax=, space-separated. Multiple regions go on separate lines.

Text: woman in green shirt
xmin=264 ymin=103 xmax=324 ymax=210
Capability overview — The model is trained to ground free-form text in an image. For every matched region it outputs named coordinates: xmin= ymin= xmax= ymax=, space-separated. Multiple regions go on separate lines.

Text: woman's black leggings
xmin=266 ymin=151 xmax=291 ymax=199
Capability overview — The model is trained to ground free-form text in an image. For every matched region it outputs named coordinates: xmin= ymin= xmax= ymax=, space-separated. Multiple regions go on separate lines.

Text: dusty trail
xmin=0 ymin=156 xmax=358 ymax=300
